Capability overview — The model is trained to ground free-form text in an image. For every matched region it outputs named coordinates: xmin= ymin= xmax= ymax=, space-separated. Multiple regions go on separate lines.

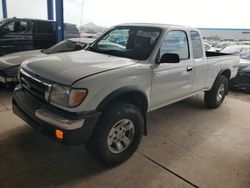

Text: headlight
xmin=49 ymin=83 xmax=87 ymax=107
xmin=50 ymin=84 xmax=70 ymax=106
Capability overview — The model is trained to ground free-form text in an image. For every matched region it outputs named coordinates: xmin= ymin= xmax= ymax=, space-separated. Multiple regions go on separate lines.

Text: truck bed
xmin=206 ymin=51 xmax=232 ymax=57
xmin=205 ymin=51 xmax=239 ymax=88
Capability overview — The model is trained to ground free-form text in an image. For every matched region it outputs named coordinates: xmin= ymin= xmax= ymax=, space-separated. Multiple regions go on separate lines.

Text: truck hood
xmin=21 ymin=50 xmax=138 ymax=85
xmin=0 ymin=50 xmax=44 ymax=70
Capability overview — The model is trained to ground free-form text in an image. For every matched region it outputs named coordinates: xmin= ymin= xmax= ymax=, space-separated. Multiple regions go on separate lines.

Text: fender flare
xmin=96 ymin=86 xmax=149 ymax=135
xmin=210 ymin=68 xmax=231 ymax=94
xmin=97 ymin=86 xmax=148 ymax=110
xmin=215 ymin=68 xmax=231 ymax=81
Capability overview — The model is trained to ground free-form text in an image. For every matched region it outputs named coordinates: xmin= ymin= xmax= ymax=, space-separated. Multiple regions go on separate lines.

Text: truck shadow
xmin=140 ymin=93 xmax=232 ymax=167
xmin=0 ymin=126 xmax=109 ymax=187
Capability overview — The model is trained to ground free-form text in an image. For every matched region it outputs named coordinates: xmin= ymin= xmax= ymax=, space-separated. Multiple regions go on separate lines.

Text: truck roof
xmin=116 ymin=23 xmax=195 ymax=30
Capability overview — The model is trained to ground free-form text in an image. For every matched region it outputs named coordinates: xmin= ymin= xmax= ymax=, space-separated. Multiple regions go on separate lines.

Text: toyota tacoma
xmin=13 ymin=23 xmax=239 ymax=166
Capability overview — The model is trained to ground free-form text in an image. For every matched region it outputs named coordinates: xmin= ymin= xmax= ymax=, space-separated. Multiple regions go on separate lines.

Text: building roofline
xmin=198 ymin=28 xmax=250 ymax=31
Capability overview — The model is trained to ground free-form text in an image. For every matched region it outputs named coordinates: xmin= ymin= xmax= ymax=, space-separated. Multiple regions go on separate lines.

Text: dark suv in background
xmin=0 ymin=17 xmax=80 ymax=56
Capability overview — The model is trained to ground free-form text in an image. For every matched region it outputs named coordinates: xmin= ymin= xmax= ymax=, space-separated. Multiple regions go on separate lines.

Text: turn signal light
xmin=55 ymin=129 xmax=63 ymax=140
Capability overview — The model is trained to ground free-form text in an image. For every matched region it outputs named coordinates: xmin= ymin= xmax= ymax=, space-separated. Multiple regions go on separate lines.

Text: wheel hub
xmin=107 ymin=119 xmax=135 ymax=154
xmin=216 ymin=84 xmax=225 ymax=102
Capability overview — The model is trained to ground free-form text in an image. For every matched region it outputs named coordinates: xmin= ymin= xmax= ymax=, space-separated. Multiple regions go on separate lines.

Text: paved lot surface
xmin=0 ymin=89 xmax=250 ymax=188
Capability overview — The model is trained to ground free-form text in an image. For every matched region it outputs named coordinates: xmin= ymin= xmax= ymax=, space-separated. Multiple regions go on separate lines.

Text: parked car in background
xmin=239 ymin=41 xmax=250 ymax=45
xmin=0 ymin=17 xmax=80 ymax=56
xmin=64 ymin=23 xmax=81 ymax=39
xmin=222 ymin=45 xmax=250 ymax=93
xmin=0 ymin=38 xmax=94 ymax=88
xmin=220 ymin=45 xmax=248 ymax=55
xmin=98 ymin=40 xmax=126 ymax=51
xmin=213 ymin=41 xmax=237 ymax=52
xmin=221 ymin=45 xmax=250 ymax=68
xmin=80 ymin=32 xmax=99 ymax=38
xmin=230 ymin=65 xmax=250 ymax=93
xmin=204 ymin=42 xmax=216 ymax=52
xmin=13 ymin=23 xmax=239 ymax=166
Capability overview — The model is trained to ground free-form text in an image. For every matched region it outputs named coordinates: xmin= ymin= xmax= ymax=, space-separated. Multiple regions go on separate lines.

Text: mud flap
xmin=143 ymin=113 xmax=148 ymax=136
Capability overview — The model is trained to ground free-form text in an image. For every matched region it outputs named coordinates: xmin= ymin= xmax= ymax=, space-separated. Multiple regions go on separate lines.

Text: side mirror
xmin=159 ymin=53 xmax=180 ymax=64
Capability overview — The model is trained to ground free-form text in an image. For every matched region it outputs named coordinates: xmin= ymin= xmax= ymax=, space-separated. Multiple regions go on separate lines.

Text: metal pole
xmin=47 ymin=0 xmax=54 ymax=20
xmin=55 ymin=0 xmax=64 ymax=42
xmin=2 ymin=0 xmax=7 ymax=18
xmin=80 ymin=0 xmax=84 ymax=26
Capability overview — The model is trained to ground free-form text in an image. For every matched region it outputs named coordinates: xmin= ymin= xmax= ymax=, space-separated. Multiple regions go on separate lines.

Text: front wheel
xmin=86 ymin=102 xmax=144 ymax=166
xmin=204 ymin=75 xmax=228 ymax=109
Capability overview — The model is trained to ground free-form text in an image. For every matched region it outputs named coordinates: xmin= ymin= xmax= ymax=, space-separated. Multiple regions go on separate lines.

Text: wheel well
xmin=98 ymin=90 xmax=148 ymax=115
xmin=221 ymin=69 xmax=231 ymax=80
xmin=97 ymin=89 xmax=148 ymax=136
xmin=115 ymin=92 xmax=148 ymax=114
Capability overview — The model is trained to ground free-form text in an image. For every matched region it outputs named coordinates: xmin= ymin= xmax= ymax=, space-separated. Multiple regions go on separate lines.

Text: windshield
xmin=88 ymin=26 xmax=162 ymax=60
xmin=0 ymin=19 xmax=8 ymax=27
xmin=43 ymin=40 xmax=85 ymax=54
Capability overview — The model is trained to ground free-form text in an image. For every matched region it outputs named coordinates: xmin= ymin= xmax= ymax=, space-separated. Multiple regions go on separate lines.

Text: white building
xmin=199 ymin=28 xmax=250 ymax=41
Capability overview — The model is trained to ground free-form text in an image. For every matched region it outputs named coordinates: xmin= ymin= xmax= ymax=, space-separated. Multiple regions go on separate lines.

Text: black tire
xmin=86 ymin=102 xmax=144 ymax=166
xmin=204 ymin=75 xmax=228 ymax=109
xmin=0 ymin=83 xmax=4 ymax=89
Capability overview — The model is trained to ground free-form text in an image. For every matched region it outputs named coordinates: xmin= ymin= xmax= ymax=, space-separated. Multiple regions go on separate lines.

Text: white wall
xmin=199 ymin=28 xmax=250 ymax=41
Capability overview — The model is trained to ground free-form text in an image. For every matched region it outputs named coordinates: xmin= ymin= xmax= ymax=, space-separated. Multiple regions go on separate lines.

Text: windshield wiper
xmin=99 ymin=49 xmax=128 ymax=58
xmin=88 ymin=47 xmax=126 ymax=58
xmin=42 ymin=50 xmax=51 ymax=55
xmin=88 ymin=46 xmax=99 ymax=52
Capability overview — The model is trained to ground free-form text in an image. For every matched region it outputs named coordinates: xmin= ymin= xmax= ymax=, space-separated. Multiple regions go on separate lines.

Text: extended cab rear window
xmin=191 ymin=31 xmax=203 ymax=59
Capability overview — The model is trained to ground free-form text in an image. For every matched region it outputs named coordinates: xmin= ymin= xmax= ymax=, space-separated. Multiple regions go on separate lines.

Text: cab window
xmin=159 ymin=30 xmax=189 ymax=60
xmin=4 ymin=21 xmax=31 ymax=33
xmin=191 ymin=31 xmax=203 ymax=59
xmin=34 ymin=21 xmax=55 ymax=34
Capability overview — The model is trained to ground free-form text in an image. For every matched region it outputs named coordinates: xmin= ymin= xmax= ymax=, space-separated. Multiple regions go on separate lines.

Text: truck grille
xmin=20 ymin=68 xmax=52 ymax=101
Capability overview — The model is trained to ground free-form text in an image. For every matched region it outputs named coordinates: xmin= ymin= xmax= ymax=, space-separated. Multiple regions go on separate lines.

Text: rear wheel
xmin=86 ymin=102 xmax=144 ymax=166
xmin=204 ymin=75 xmax=228 ymax=108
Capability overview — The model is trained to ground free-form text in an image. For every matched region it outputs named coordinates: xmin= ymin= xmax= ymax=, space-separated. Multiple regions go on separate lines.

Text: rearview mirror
xmin=159 ymin=53 xmax=180 ymax=64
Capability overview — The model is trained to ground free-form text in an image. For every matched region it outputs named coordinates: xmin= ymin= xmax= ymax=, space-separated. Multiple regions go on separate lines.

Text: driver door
xmin=150 ymin=30 xmax=194 ymax=110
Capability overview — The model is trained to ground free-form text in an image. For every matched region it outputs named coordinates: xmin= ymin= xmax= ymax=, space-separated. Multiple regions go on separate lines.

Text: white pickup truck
xmin=13 ymin=23 xmax=239 ymax=166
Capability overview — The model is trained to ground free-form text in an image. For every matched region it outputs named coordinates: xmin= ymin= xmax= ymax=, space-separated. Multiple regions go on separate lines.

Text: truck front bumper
xmin=13 ymin=85 xmax=101 ymax=146
xmin=0 ymin=66 xmax=19 ymax=86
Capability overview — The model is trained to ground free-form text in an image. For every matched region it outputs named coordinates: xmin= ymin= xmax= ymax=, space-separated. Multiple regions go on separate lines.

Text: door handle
xmin=187 ymin=66 xmax=193 ymax=72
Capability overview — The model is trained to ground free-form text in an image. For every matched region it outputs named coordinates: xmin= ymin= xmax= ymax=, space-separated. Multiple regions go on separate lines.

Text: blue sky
xmin=0 ymin=0 xmax=250 ymax=28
